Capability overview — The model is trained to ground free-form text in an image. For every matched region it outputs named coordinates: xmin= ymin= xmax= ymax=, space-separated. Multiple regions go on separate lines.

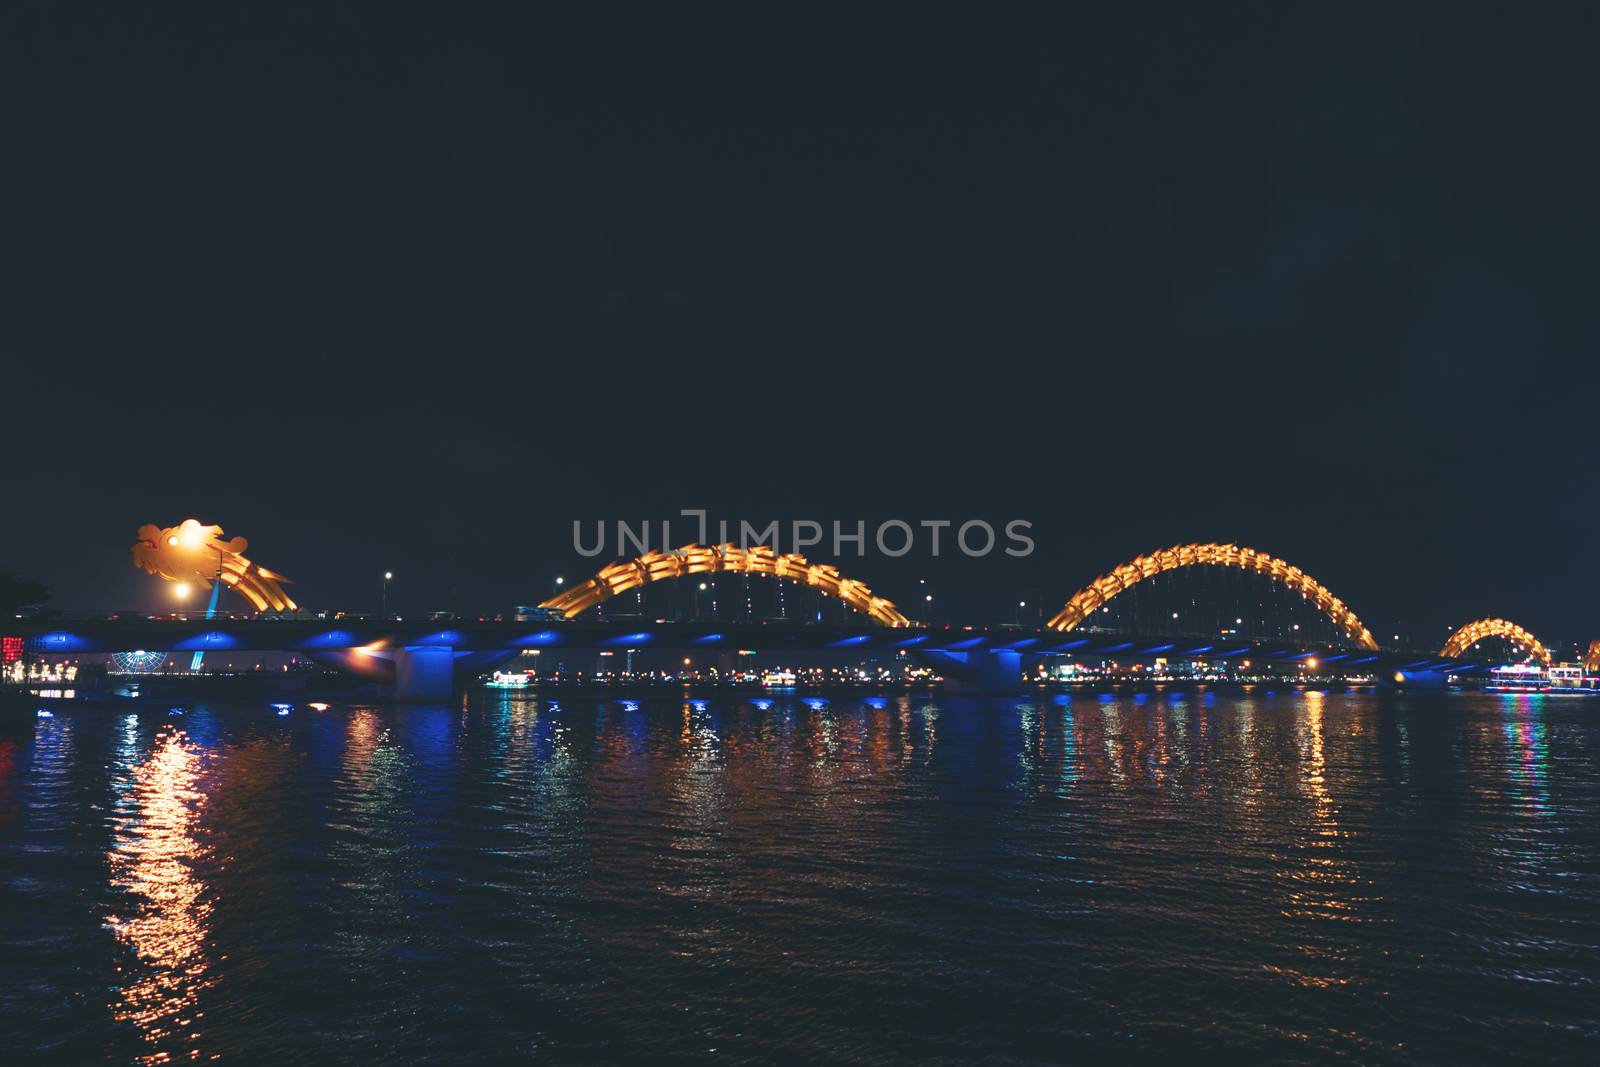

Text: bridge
xmin=13 ymin=537 xmax=1578 ymax=699
xmin=14 ymin=616 xmax=1495 ymax=700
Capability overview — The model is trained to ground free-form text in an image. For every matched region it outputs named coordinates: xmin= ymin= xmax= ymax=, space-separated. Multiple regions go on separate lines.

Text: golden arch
xmin=540 ymin=544 xmax=911 ymax=627
xmin=1440 ymin=618 xmax=1551 ymax=666
xmin=1046 ymin=542 xmax=1379 ymax=650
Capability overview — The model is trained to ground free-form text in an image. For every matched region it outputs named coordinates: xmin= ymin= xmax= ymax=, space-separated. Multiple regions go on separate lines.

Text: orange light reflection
xmin=106 ymin=727 xmax=219 ymax=1064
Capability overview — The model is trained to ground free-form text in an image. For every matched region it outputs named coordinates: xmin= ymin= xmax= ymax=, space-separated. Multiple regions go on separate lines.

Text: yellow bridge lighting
xmin=1440 ymin=618 xmax=1551 ymax=666
xmin=541 ymin=543 xmax=910 ymax=627
xmin=1047 ymin=543 xmax=1378 ymax=651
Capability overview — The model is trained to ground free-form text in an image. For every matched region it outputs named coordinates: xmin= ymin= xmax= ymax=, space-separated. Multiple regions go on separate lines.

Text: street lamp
xmin=1016 ymin=600 xmax=1026 ymax=625
xmin=382 ymin=571 xmax=393 ymax=617
xmin=925 ymin=593 xmax=933 ymax=624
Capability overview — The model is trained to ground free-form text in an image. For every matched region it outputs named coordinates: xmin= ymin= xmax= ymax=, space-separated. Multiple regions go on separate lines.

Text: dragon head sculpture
xmin=132 ymin=519 xmax=297 ymax=612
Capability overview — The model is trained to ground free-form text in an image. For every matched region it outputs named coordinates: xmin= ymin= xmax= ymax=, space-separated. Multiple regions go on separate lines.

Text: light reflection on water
xmin=1501 ymin=694 xmax=1551 ymax=819
xmin=105 ymin=725 xmax=217 ymax=1064
xmin=1 ymin=690 xmax=1598 ymax=1063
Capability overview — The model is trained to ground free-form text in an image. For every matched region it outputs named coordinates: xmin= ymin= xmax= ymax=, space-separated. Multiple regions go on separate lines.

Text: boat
xmin=1484 ymin=663 xmax=1547 ymax=692
xmin=1548 ymin=664 xmax=1600 ymax=693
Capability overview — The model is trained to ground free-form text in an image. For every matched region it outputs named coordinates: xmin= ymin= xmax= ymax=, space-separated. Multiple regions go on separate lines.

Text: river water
xmin=2 ymin=689 xmax=1597 ymax=1063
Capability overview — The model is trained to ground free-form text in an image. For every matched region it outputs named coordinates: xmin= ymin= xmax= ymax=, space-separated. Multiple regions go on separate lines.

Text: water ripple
xmin=2 ymin=691 xmax=1598 ymax=1062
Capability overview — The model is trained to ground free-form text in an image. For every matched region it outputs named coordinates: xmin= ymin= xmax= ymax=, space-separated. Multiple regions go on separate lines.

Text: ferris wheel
xmin=110 ymin=650 xmax=170 ymax=674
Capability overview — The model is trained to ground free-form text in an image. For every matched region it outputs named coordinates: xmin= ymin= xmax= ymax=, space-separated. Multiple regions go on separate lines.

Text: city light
xmin=174 ymin=582 xmax=192 ymax=599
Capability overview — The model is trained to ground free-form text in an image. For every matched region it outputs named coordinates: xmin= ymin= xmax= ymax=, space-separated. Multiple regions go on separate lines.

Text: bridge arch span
xmin=1441 ymin=618 xmax=1551 ymax=666
xmin=1047 ymin=543 xmax=1379 ymax=650
xmin=540 ymin=544 xmax=911 ymax=627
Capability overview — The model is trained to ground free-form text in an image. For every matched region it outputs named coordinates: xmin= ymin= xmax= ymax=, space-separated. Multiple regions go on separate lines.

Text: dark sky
xmin=3 ymin=3 xmax=1597 ymax=643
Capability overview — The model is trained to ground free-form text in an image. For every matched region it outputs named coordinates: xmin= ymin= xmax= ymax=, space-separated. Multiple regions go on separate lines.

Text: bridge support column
xmin=393 ymin=646 xmax=455 ymax=702
xmin=1378 ymin=667 xmax=1450 ymax=691
xmin=916 ymin=649 xmax=1024 ymax=696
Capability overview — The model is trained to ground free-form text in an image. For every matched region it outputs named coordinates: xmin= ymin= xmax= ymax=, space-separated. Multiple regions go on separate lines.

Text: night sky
xmin=3 ymin=4 xmax=1596 ymax=644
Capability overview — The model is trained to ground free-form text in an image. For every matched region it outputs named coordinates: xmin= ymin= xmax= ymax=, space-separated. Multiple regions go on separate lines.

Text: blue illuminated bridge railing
xmin=11 ymin=618 xmax=1496 ymax=674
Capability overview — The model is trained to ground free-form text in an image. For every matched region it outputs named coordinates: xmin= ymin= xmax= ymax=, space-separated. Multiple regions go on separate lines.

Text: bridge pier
xmin=307 ymin=645 xmax=516 ymax=701
xmin=915 ymin=649 xmax=1024 ymax=696
xmin=391 ymin=646 xmax=455 ymax=702
xmin=1377 ymin=667 xmax=1451 ymax=691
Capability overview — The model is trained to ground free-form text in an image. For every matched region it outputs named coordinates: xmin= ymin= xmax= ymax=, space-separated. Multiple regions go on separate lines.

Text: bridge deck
xmin=10 ymin=617 xmax=1492 ymax=673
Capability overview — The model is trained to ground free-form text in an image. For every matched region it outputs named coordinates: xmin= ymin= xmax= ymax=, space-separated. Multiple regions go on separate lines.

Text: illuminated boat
xmin=1547 ymin=664 xmax=1600 ymax=693
xmin=1485 ymin=663 xmax=1547 ymax=692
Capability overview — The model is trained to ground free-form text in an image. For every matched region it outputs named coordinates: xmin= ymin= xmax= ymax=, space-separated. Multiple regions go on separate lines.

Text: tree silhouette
xmin=0 ymin=568 xmax=49 ymax=614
